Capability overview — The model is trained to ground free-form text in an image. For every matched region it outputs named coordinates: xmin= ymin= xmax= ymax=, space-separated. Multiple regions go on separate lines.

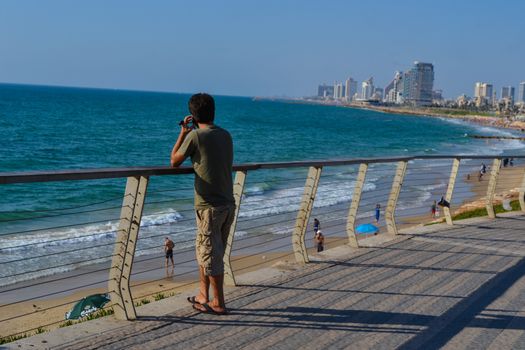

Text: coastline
xmin=260 ymin=97 xmax=525 ymax=132
xmin=354 ymin=104 xmax=525 ymax=132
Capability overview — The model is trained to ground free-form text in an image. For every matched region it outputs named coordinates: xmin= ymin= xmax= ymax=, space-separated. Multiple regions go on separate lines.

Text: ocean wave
xmin=238 ymin=179 xmax=377 ymax=218
xmin=0 ymin=208 xmax=184 ymax=251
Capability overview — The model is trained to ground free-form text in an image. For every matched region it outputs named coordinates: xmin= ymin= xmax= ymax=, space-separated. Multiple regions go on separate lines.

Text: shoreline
xmin=355 ymin=104 xmax=525 ymax=132
xmin=261 ymin=97 xmax=525 ymax=132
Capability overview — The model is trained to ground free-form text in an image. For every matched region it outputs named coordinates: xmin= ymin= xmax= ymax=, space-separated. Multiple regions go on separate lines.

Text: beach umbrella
xmin=355 ymin=223 xmax=379 ymax=235
xmin=65 ymin=293 xmax=111 ymax=320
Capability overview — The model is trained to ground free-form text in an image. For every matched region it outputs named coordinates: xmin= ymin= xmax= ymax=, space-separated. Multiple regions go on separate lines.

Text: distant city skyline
xmin=0 ymin=0 xmax=524 ymax=98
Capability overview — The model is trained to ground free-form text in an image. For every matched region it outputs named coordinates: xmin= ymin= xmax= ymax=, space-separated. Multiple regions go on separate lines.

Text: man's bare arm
xmin=170 ymin=115 xmax=194 ymax=167
xmin=170 ymin=143 xmax=186 ymax=167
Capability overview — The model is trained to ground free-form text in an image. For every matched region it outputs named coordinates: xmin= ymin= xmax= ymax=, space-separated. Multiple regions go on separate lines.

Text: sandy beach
xmin=355 ymin=105 xmax=525 ymax=132
xmin=0 ymin=234 xmax=351 ymax=338
xmin=398 ymin=163 xmax=524 ymax=228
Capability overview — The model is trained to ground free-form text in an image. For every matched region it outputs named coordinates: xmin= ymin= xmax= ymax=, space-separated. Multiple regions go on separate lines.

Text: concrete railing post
xmin=108 ymin=175 xmax=149 ymax=321
xmin=224 ymin=170 xmax=247 ymax=286
xmin=444 ymin=158 xmax=460 ymax=225
xmin=292 ymin=166 xmax=322 ymax=264
xmin=486 ymin=158 xmax=502 ymax=219
xmin=385 ymin=161 xmax=407 ymax=235
xmin=519 ymin=168 xmax=525 ymax=213
xmin=346 ymin=163 xmax=368 ymax=247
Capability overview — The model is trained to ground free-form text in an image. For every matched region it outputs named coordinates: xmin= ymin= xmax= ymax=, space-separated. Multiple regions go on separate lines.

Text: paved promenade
xmin=8 ymin=214 xmax=525 ymax=349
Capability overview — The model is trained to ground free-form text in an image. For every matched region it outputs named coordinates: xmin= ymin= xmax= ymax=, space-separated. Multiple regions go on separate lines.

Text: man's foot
xmin=192 ymin=302 xmax=228 ymax=316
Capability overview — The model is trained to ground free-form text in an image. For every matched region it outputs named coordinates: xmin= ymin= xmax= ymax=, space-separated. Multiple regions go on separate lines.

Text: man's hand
xmin=180 ymin=115 xmax=195 ymax=136
xmin=171 ymin=115 xmax=194 ymax=167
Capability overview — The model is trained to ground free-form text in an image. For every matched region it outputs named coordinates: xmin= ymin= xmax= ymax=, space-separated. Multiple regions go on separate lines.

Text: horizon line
xmin=0 ymin=81 xmax=254 ymax=99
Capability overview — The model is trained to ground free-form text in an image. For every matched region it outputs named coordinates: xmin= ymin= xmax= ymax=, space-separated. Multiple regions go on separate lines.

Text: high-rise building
xmin=501 ymin=86 xmax=515 ymax=101
xmin=373 ymin=87 xmax=383 ymax=100
xmin=344 ymin=78 xmax=358 ymax=102
xmin=518 ymin=82 xmax=525 ymax=104
xmin=361 ymin=77 xmax=374 ymax=100
xmin=402 ymin=61 xmax=434 ymax=106
xmin=474 ymin=82 xmax=493 ymax=100
xmin=317 ymin=84 xmax=334 ymax=98
xmin=384 ymin=71 xmax=404 ymax=104
xmin=333 ymin=82 xmax=344 ymax=100
xmin=474 ymin=82 xmax=493 ymax=106
xmin=432 ymin=90 xmax=443 ymax=101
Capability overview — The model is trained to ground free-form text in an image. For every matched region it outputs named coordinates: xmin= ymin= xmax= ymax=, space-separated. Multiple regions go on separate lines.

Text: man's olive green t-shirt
xmin=178 ymin=125 xmax=235 ymax=209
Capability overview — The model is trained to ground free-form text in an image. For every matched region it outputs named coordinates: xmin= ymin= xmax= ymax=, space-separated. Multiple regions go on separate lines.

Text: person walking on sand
xmin=375 ymin=204 xmax=381 ymax=224
xmin=479 ymin=163 xmax=486 ymax=181
xmin=313 ymin=218 xmax=320 ymax=234
xmin=431 ymin=200 xmax=437 ymax=218
xmin=314 ymin=230 xmax=325 ymax=252
xmin=170 ymin=93 xmax=235 ymax=316
xmin=164 ymin=237 xmax=175 ymax=269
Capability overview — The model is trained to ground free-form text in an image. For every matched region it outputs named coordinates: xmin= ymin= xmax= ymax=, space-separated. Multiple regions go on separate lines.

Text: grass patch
xmin=141 ymin=298 xmax=151 ymax=305
xmin=154 ymin=293 xmax=165 ymax=301
xmin=0 ymin=333 xmax=29 ymax=345
xmin=423 ymin=219 xmax=445 ymax=226
xmin=35 ymin=327 xmax=47 ymax=334
xmin=428 ymin=108 xmax=496 ymax=117
xmin=452 ymin=200 xmax=520 ymax=221
xmin=84 ymin=308 xmax=114 ymax=321
xmin=59 ymin=320 xmax=75 ymax=328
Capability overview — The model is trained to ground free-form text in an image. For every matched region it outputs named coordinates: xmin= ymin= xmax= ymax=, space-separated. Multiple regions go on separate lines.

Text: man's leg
xmin=209 ymin=274 xmax=225 ymax=309
xmin=193 ymin=272 xmax=226 ymax=313
xmin=195 ymin=266 xmax=210 ymax=305
xmin=193 ymin=205 xmax=234 ymax=314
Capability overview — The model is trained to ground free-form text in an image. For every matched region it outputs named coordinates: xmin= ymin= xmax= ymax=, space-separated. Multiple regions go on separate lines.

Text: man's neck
xmin=197 ymin=122 xmax=214 ymax=129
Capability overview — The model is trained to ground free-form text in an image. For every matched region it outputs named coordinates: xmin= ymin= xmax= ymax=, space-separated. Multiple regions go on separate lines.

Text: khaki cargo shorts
xmin=195 ymin=205 xmax=235 ymax=276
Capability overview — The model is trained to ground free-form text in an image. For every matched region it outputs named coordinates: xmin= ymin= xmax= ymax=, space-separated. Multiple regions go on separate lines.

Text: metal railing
xmin=1 ymin=155 xmax=524 ymax=339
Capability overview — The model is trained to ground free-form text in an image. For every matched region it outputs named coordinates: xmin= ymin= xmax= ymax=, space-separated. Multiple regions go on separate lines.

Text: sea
xmin=1 ymin=83 xmax=525 ymax=286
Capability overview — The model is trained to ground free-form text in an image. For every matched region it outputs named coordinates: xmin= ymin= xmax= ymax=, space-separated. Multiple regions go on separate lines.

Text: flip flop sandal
xmin=192 ymin=303 xmax=229 ymax=316
xmin=187 ymin=296 xmax=201 ymax=305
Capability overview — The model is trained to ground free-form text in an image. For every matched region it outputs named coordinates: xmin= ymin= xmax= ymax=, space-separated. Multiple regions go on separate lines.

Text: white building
xmin=384 ymin=71 xmax=403 ymax=104
xmin=361 ymin=77 xmax=374 ymax=100
xmin=518 ymin=82 xmax=525 ymax=105
xmin=474 ymin=82 xmax=493 ymax=100
xmin=344 ymin=78 xmax=358 ymax=102
xmin=333 ymin=82 xmax=344 ymax=100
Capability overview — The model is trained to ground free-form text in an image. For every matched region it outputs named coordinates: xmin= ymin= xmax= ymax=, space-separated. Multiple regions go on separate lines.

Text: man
xmin=313 ymin=218 xmax=320 ymax=234
xmin=170 ymin=93 xmax=235 ymax=316
xmin=164 ymin=237 xmax=175 ymax=269
xmin=314 ymin=230 xmax=324 ymax=252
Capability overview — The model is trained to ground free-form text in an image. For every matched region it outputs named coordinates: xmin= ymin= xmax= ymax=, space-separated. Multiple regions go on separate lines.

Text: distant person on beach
xmin=478 ymin=163 xmax=486 ymax=181
xmin=375 ymin=204 xmax=381 ymax=224
xmin=313 ymin=218 xmax=320 ymax=234
xmin=170 ymin=93 xmax=235 ymax=316
xmin=431 ymin=200 xmax=437 ymax=218
xmin=314 ymin=230 xmax=324 ymax=252
xmin=164 ymin=237 xmax=175 ymax=269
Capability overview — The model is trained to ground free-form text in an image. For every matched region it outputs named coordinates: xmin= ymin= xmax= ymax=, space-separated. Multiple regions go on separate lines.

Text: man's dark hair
xmin=188 ymin=93 xmax=215 ymax=123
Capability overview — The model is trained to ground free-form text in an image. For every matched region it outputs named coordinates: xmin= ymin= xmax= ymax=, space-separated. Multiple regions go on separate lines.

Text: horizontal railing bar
xmin=1 ymin=155 xmax=522 ymax=184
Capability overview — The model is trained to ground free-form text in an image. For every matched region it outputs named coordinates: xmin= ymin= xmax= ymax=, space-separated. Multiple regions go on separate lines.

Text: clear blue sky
xmin=1 ymin=0 xmax=524 ymax=98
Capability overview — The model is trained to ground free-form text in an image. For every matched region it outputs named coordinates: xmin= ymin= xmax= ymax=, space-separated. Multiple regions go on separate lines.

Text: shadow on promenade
xmin=131 ymin=254 xmax=525 ymax=348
